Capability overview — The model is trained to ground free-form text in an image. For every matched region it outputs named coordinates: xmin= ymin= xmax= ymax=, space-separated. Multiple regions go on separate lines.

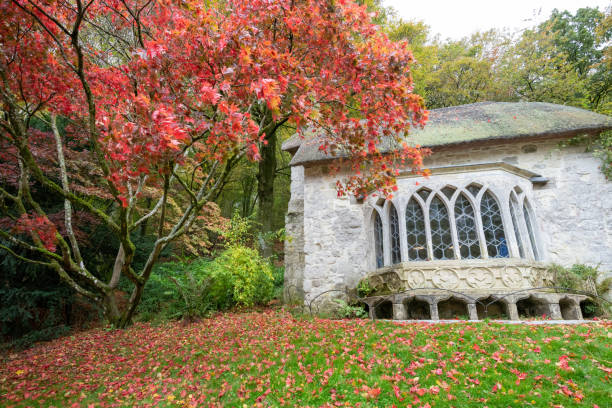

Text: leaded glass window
xmin=405 ymin=198 xmax=428 ymax=261
xmin=441 ymin=186 xmax=456 ymax=200
xmin=467 ymin=183 xmax=481 ymax=197
xmin=481 ymin=191 xmax=509 ymax=258
xmin=374 ymin=211 xmax=384 ymax=268
xmin=389 ymin=204 xmax=401 ymax=264
xmin=509 ymin=195 xmax=525 ymax=258
xmin=429 ymin=196 xmax=454 ymax=260
xmin=523 ymin=201 xmax=539 ymax=260
xmin=416 ymin=188 xmax=431 ymax=201
xmin=454 ymin=194 xmax=481 ymax=259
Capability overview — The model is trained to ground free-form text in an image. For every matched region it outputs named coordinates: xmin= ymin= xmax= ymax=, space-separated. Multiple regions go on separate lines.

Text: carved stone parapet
xmin=363 ymin=259 xmax=551 ymax=296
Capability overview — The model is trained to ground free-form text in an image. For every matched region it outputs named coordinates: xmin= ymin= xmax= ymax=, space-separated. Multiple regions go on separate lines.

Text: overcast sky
xmin=383 ymin=0 xmax=611 ymax=41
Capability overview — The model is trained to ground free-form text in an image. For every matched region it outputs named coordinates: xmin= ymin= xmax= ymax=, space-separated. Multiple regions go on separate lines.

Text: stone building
xmin=282 ymin=102 xmax=612 ymax=321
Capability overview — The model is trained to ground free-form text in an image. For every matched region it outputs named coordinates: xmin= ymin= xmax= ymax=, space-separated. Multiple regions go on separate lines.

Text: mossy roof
xmin=282 ymin=102 xmax=612 ymax=166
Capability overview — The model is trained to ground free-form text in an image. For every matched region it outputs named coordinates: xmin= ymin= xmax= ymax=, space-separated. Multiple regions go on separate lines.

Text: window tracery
xmin=509 ymin=194 xmax=526 ymax=258
xmin=454 ymin=194 xmax=481 ymax=259
xmin=389 ymin=204 xmax=401 ymax=264
xmin=523 ymin=201 xmax=539 ymax=260
xmin=405 ymin=198 xmax=428 ymax=261
xmin=429 ymin=196 xmax=454 ymax=260
xmin=480 ymin=191 xmax=509 ymax=258
xmin=372 ymin=183 xmax=539 ymax=267
xmin=373 ymin=211 xmax=384 ymax=268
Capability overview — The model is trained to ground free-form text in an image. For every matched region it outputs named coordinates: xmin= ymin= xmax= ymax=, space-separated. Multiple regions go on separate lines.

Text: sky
xmin=383 ymin=0 xmax=611 ymax=41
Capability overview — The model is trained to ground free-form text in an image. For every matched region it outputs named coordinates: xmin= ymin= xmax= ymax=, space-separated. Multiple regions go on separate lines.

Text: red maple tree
xmin=0 ymin=0 xmax=427 ymax=326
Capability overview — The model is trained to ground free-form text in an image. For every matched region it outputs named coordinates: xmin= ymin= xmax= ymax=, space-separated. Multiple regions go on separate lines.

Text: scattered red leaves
xmin=0 ymin=310 xmax=610 ymax=407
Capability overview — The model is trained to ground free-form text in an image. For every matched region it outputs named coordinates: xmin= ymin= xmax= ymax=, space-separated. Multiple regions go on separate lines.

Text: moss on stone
xmin=285 ymin=102 xmax=612 ymax=166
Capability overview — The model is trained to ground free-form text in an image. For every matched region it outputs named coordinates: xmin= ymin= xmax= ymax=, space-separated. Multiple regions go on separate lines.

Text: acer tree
xmin=0 ymin=0 xmax=426 ymax=327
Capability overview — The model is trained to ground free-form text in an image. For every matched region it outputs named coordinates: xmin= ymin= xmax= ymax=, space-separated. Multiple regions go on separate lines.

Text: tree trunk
xmin=104 ymin=291 xmax=122 ymax=326
xmin=118 ymin=285 xmax=144 ymax=328
xmin=257 ymin=129 xmax=277 ymax=257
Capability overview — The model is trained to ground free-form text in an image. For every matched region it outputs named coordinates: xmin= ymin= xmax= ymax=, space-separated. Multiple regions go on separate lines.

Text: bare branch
xmin=51 ymin=113 xmax=84 ymax=267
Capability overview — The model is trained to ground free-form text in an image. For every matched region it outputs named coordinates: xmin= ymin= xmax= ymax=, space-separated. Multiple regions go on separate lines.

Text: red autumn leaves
xmin=3 ymin=0 xmax=427 ymax=252
xmin=1 ymin=310 xmax=610 ymax=407
xmin=13 ymin=214 xmax=58 ymax=251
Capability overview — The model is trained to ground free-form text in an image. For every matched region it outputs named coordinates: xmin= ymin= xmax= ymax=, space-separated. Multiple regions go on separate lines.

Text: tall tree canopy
xmin=368 ymin=3 xmax=611 ymax=113
xmin=0 ymin=0 xmax=426 ymax=326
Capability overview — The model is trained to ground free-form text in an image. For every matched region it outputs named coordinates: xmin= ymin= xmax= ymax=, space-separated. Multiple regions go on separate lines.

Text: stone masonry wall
xmin=287 ymin=137 xmax=611 ymax=306
xmin=284 ymin=165 xmax=305 ymax=302
xmin=425 ymin=138 xmax=611 ymax=270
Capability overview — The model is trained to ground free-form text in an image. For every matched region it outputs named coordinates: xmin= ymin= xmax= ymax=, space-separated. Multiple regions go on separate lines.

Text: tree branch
xmin=51 ymin=113 xmax=84 ymax=267
xmin=0 ymin=244 xmax=54 ymax=266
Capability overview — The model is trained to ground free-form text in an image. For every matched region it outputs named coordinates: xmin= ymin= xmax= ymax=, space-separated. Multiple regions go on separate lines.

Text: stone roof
xmin=282 ymin=102 xmax=612 ymax=166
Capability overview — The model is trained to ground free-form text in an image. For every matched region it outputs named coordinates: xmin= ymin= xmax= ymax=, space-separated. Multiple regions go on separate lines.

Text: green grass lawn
xmin=1 ymin=309 xmax=610 ymax=407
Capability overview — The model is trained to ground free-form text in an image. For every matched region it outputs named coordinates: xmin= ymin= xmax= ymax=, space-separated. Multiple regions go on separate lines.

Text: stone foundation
xmin=362 ymin=291 xmax=589 ymax=321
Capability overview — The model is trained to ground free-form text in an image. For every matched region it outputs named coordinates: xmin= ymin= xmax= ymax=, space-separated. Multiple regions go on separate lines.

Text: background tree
xmin=547 ymin=8 xmax=611 ymax=112
xmin=422 ymin=31 xmax=513 ymax=109
xmin=0 ymin=0 xmax=426 ymax=327
xmin=500 ymin=26 xmax=584 ymax=105
xmin=367 ymin=3 xmax=610 ymax=112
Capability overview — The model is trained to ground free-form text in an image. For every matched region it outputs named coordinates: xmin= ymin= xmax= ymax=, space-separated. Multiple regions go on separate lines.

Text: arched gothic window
xmin=389 ymin=204 xmax=401 ymax=264
xmin=466 ymin=183 xmax=482 ymax=197
xmin=523 ymin=201 xmax=539 ymax=260
xmin=372 ymin=184 xmax=540 ymax=265
xmin=454 ymin=194 xmax=481 ymax=259
xmin=509 ymin=194 xmax=525 ymax=258
xmin=373 ymin=211 xmax=384 ymax=268
xmin=405 ymin=198 xmax=428 ymax=261
xmin=429 ymin=196 xmax=454 ymax=260
xmin=480 ymin=191 xmax=509 ymax=258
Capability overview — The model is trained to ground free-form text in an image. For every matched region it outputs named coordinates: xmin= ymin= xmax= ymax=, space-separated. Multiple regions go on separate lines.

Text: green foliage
xmin=134 ymin=259 xmax=214 ymax=322
xmin=224 ymin=212 xmax=253 ymax=247
xmin=216 ymin=212 xmax=276 ymax=307
xmin=593 ymin=130 xmax=612 ymax=179
xmin=209 ymin=246 xmax=275 ymax=307
xmin=271 ymin=265 xmax=285 ymax=299
xmin=0 ymin=240 xmax=95 ymax=350
xmin=333 ymin=299 xmax=368 ymax=319
xmin=136 ymin=248 xmax=276 ymax=321
xmin=168 ymin=271 xmax=212 ymax=322
xmin=214 ymin=122 xmax=293 ymax=241
xmin=357 ymin=279 xmax=373 ymax=298
xmin=549 ymin=263 xmax=601 ymax=290
xmin=548 ymin=263 xmax=611 ymax=317
xmin=548 ymin=8 xmax=606 ymax=74
xmin=261 ymin=227 xmax=286 ymax=249
xmin=366 ymin=3 xmax=610 ymax=116
xmin=135 ymin=210 xmax=278 ymax=322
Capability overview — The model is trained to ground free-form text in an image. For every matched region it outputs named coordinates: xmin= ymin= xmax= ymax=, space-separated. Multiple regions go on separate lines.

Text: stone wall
xmin=283 ymin=165 xmax=305 ymax=302
xmin=425 ymin=138 xmax=611 ymax=270
xmin=285 ymin=136 xmax=612 ymax=307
